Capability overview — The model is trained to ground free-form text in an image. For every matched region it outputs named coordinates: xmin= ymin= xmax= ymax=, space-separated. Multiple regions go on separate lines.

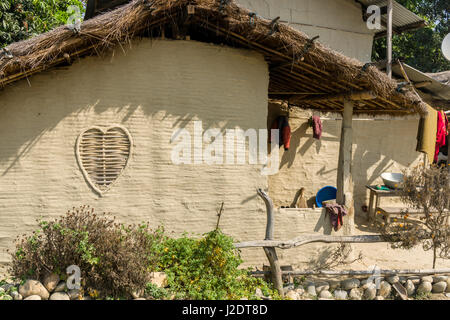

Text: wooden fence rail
xmin=235 ymin=189 xmax=398 ymax=297
xmin=250 ymin=269 xmax=450 ymax=277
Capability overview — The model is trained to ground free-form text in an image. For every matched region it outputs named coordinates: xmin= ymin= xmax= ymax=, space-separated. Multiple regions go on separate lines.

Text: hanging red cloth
xmin=435 ymin=111 xmax=448 ymax=163
xmin=271 ymin=116 xmax=291 ymax=150
xmin=312 ymin=115 xmax=322 ymax=140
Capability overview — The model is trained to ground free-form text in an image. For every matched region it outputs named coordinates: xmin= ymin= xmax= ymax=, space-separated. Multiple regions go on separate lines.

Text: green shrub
xmin=9 ymin=205 xmax=164 ymax=299
xmin=154 ymin=229 xmax=280 ymax=300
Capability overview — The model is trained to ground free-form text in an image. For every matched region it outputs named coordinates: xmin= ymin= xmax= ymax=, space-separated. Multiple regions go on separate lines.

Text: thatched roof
xmin=0 ymin=0 xmax=428 ymax=116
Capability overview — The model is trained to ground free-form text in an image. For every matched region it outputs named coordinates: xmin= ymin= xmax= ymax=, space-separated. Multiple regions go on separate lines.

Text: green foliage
xmin=372 ymin=0 xmax=450 ymax=72
xmin=0 ymin=0 xmax=87 ymax=47
xmin=144 ymin=283 xmax=170 ymax=300
xmin=10 ymin=206 xmax=280 ymax=300
xmin=154 ymin=229 xmax=280 ymax=300
xmin=10 ymin=205 xmax=165 ymax=299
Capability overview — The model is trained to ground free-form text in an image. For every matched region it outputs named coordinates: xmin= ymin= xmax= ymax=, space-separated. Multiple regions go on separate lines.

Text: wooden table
xmin=366 ymin=185 xmax=401 ymax=222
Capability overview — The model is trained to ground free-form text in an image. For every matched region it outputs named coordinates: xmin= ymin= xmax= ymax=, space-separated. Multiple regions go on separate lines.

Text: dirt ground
xmin=333 ymin=215 xmax=450 ymax=271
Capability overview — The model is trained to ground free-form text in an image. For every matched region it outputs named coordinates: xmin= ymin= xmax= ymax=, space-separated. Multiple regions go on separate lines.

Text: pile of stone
xmin=0 ymin=272 xmax=168 ymax=300
xmin=284 ymin=274 xmax=450 ymax=300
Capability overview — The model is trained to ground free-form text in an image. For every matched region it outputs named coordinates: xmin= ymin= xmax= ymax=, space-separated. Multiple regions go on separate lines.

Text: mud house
xmin=0 ymin=0 xmax=435 ymax=270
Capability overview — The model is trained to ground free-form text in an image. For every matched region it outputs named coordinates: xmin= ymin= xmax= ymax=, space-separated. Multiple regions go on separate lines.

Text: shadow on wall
xmin=0 ymin=40 xmax=267 ymax=176
xmin=267 ymin=103 xmax=422 ymax=211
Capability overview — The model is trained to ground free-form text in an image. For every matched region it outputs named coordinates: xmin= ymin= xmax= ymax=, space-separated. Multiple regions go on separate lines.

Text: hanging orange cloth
xmin=416 ymin=104 xmax=437 ymax=162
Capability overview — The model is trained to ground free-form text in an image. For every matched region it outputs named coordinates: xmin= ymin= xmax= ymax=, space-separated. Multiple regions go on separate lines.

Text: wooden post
xmin=257 ymin=189 xmax=284 ymax=297
xmin=337 ymin=100 xmax=355 ymax=257
xmin=386 ymin=0 xmax=393 ymax=78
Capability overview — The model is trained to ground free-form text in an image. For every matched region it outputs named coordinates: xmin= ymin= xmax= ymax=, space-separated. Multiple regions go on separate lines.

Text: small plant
xmin=9 ymin=205 xmax=165 ymax=299
xmin=155 ymin=229 xmax=281 ymax=300
xmin=377 ymin=165 xmax=450 ymax=268
xmin=414 ymin=291 xmax=432 ymax=300
xmin=144 ymin=283 xmax=170 ymax=300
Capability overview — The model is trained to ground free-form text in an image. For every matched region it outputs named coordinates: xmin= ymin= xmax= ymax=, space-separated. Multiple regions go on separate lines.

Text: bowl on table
xmin=381 ymin=172 xmax=404 ymax=189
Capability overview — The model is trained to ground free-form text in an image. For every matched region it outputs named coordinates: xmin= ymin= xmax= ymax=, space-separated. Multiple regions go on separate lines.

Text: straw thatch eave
xmin=0 ymin=0 xmax=428 ymax=116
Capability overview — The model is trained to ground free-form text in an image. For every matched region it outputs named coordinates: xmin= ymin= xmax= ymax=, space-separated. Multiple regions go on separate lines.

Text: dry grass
xmin=0 ymin=0 xmax=428 ymax=115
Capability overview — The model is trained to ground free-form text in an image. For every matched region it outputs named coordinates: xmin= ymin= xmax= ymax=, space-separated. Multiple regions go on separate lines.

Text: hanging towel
xmin=435 ymin=111 xmax=449 ymax=163
xmin=271 ymin=116 xmax=292 ymax=150
xmin=324 ymin=203 xmax=347 ymax=232
xmin=416 ymin=104 xmax=438 ymax=163
xmin=312 ymin=115 xmax=322 ymax=140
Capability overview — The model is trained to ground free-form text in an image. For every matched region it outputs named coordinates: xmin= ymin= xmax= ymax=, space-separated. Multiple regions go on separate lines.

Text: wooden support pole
xmin=257 ymin=189 xmax=284 ymax=297
xmin=387 ymin=0 xmax=393 ymax=78
xmin=337 ymin=100 xmax=354 ymax=206
xmin=337 ymin=99 xmax=355 ymax=257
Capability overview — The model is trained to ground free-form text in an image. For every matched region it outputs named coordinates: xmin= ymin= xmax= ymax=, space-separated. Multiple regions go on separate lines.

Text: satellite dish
xmin=443 ymin=33 xmax=450 ymax=61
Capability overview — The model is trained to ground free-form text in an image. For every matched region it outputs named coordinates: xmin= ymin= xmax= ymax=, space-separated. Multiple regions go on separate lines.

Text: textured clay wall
xmin=268 ymin=104 xmax=423 ymax=214
xmin=0 ymin=40 xmax=272 ymax=269
xmin=236 ymin=0 xmax=374 ymax=62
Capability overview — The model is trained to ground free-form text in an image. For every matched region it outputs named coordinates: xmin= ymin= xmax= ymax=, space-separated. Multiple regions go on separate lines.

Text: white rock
xmin=306 ymin=283 xmax=316 ymax=296
xmin=386 ymin=276 xmax=399 ymax=284
xmin=49 ymin=292 xmax=70 ymax=300
xmin=421 ymin=276 xmax=433 ymax=283
xmin=432 ymin=281 xmax=447 ymax=293
xmin=283 ymin=284 xmax=295 ymax=294
xmin=417 ymin=281 xmax=432 ymax=294
xmin=408 ymin=277 xmax=421 ymax=285
xmin=149 ymin=272 xmax=168 ymax=288
xmin=255 ymin=288 xmax=263 ymax=298
xmin=315 ymin=281 xmax=329 ymax=294
xmin=286 ymin=290 xmax=300 ymax=300
xmin=446 ymin=279 xmax=450 ymax=293
xmin=329 ymin=280 xmax=340 ymax=290
xmin=10 ymin=291 xmax=22 ymax=300
xmin=295 ymin=287 xmax=305 ymax=297
xmin=334 ymin=289 xmax=348 ymax=300
xmin=341 ymin=278 xmax=360 ymax=290
xmin=374 ymin=296 xmax=384 ymax=300
xmin=349 ymin=288 xmax=362 ymax=300
xmin=363 ymin=284 xmax=377 ymax=300
xmin=319 ymin=290 xmax=333 ymax=299
xmin=24 ymin=295 xmax=42 ymax=300
xmin=433 ymin=275 xmax=448 ymax=283
xmin=54 ymin=281 xmax=67 ymax=293
xmin=378 ymin=281 xmax=392 ymax=298
xmin=43 ymin=273 xmax=60 ymax=293
xmin=19 ymin=280 xmax=50 ymax=300
xmin=405 ymin=280 xmax=415 ymax=296
xmin=68 ymin=289 xmax=82 ymax=300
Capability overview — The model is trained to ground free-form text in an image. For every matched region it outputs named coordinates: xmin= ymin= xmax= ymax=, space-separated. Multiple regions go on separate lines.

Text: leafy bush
xmin=154 ymin=229 xmax=280 ymax=300
xmin=9 ymin=205 xmax=164 ymax=298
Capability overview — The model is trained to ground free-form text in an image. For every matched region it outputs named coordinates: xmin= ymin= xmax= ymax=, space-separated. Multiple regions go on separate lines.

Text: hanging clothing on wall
xmin=416 ymin=104 xmax=438 ymax=163
xmin=324 ymin=203 xmax=347 ymax=232
xmin=312 ymin=115 xmax=323 ymax=140
xmin=271 ymin=116 xmax=291 ymax=150
xmin=435 ymin=110 xmax=449 ymax=163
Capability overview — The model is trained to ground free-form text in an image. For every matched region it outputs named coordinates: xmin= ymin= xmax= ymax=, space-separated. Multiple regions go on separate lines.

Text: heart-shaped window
xmin=76 ymin=126 xmax=132 ymax=195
